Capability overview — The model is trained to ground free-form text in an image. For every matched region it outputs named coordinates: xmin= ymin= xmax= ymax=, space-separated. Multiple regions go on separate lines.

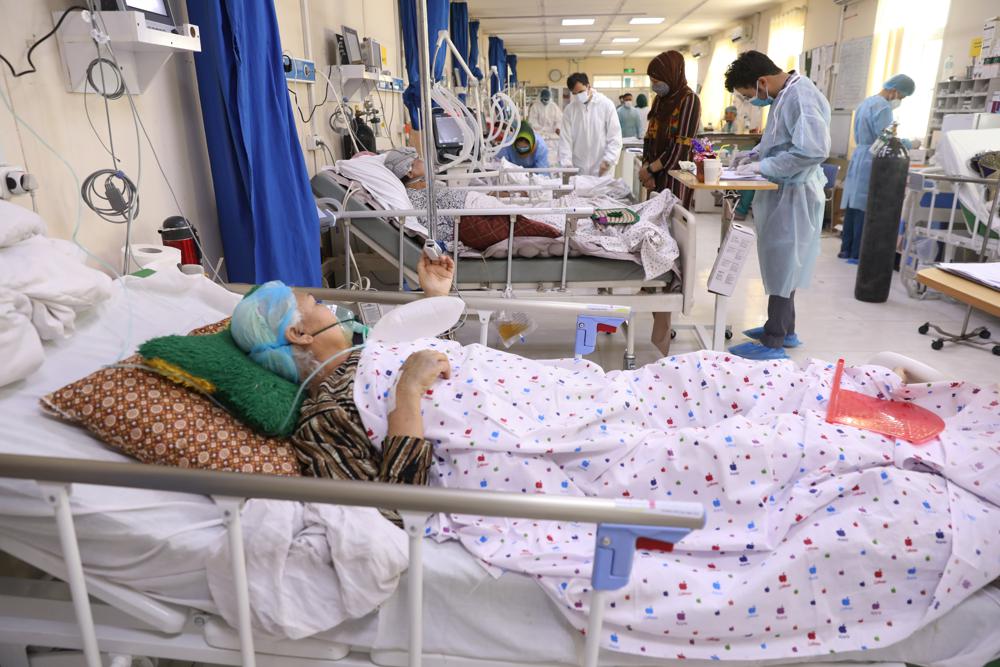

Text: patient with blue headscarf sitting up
xmin=230 ymin=254 xmax=454 ymax=511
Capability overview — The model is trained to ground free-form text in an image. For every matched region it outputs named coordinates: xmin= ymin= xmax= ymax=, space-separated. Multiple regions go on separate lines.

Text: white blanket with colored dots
xmin=354 ymin=341 xmax=1000 ymax=661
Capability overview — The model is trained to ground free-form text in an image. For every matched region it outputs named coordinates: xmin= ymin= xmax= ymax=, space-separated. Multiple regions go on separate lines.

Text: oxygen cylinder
xmin=854 ymin=128 xmax=909 ymax=303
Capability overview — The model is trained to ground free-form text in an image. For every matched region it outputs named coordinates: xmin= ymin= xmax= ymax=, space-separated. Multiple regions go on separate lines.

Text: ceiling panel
xmin=466 ymin=0 xmax=784 ymax=60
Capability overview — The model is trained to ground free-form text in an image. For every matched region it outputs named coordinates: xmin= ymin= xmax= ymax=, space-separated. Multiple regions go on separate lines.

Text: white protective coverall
xmin=746 ymin=73 xmax=831 ymax=298
xmin=558 ymin=90 xmax=623 ymax=176
xmin=527 ymin=100 xmax=563 ymax=144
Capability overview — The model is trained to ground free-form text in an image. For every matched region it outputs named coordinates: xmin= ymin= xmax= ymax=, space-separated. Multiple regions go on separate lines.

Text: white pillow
xmin=334 ymin=156 xmax=427 ymax=236
xmin=0 ymin=200 xmax=46 ymax=248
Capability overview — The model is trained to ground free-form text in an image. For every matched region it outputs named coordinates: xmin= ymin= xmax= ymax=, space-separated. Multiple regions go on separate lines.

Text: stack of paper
xmin=937 ymin=262 xmax=1000 ymax=292
xmin=720 ymin=168 xmax=769 ymax=181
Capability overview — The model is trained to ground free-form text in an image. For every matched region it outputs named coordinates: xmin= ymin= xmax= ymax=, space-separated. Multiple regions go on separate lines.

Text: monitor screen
xmin=342 ymin=26 xmax=363 ymax=65
xmin=126 ymin=0 xmax=168 ymax=13
xmin=434 ymin=115 xmax=465 ymax=148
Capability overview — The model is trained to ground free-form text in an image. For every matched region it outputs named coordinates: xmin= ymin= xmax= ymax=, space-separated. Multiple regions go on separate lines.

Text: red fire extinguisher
xmin=158 ymin=216 xmax=202 ymax=266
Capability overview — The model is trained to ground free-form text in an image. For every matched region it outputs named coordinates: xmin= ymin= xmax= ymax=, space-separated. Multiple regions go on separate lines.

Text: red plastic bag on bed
xmin=825 ymin=359 xmax=945 ymax=444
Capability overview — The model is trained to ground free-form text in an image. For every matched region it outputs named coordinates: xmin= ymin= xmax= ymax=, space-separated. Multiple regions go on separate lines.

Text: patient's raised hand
xmin=417 ymin=254 xmax=455 ymax=297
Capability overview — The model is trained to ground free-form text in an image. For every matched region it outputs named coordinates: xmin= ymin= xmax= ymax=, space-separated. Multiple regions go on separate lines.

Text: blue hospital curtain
xmin=488 ymin=36 xmax=507 ymax=94
xmin=399 ymin=0 xmax=449 ymax=129
xmin=468 ymin=20 xmax=484 ymax=80
xmin=507 ymin=54 xmax=518 ymax=87
xmin=187 ymin=0 xmax=320 ymax=287
xmin=450 ymin=2 xmax=470 ymax=89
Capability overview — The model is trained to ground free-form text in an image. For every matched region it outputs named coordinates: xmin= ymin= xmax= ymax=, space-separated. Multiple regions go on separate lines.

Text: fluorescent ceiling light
xmin=612 ymin=37 xmax=640 ymax=43
xmin=560 ymin=38 xmax=585 ymax=44
xmin=561 ymin=18 xmax=595 ymax=26
xmin=601 ymin=50 xmax=624 ymax=55
xmin=629 ymin=17 xmax=664 ymax=25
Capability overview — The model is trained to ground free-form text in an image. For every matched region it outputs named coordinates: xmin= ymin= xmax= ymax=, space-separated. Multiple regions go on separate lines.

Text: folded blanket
xmin=0 ymin=206 xmax=112 ymax=386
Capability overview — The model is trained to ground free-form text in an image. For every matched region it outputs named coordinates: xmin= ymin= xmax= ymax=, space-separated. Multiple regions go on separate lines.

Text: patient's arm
xmin=417 ymin=254 xmax=455 ymax=297
xmin=387 ymin=350 xmax=452 ymax=440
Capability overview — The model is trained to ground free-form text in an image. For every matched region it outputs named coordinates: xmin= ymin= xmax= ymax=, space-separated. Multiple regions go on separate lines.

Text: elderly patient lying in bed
xmin=230 ymin=270 xmax=1000 ymax=662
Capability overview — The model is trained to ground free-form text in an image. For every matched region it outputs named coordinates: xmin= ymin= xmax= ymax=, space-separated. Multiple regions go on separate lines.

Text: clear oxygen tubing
xmin=430 ymin=83 xmax=481 ymax=171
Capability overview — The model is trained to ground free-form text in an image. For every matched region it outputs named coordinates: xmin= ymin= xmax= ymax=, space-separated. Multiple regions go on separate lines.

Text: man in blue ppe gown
xmin=839 ymin=74 xmax=915 ymax=262
xmin=724 ymin=51 xmax=831 ymax=361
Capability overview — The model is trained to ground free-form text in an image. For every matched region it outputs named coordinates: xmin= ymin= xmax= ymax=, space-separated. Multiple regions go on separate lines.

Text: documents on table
xmin=720 ymin=168 xmax=770 ymax=182
xmin=937 ymin=262 xmax=1000 ymax=292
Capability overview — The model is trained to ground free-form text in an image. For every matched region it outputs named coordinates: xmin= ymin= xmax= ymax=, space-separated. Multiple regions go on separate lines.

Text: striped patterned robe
xmin=292 ymin=350 xmax=432 ymax=524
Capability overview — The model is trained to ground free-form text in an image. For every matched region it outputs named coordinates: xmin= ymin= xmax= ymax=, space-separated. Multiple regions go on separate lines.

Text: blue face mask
xmin=750 ymin=80 xmax=773 ymax=107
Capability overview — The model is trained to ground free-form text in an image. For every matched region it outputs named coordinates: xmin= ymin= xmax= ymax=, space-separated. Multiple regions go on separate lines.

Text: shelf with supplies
xmin=925 ymin=76 xmax=1000 ymax=147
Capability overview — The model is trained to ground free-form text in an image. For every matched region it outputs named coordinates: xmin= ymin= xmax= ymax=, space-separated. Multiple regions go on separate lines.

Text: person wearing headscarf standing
xmin=638 ymin=51 xmax=701 ymax=209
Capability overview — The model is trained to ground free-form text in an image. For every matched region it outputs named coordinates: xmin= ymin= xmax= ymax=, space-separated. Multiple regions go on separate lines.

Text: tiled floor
xmin=455 ymin=211 xmax=1000 ymax=383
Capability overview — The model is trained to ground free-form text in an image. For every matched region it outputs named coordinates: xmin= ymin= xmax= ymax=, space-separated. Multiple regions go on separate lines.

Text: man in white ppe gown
xmin=558 ymin=72 xmax=623 ymax=177
xmin=724 ymin=50 xmax=831 ymax=361
xmin=527 ymin=89 xmax=563 ymax=144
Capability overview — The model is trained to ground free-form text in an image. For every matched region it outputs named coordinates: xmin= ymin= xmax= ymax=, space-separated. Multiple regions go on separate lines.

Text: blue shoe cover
xmin=742 ymin=327 xmax=802 ymax=348
xmin=728 ymin=341 xmax=789 ymax=361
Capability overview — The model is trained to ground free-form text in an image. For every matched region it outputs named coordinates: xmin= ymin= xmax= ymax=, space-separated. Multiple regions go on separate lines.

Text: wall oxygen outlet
xmin=283 ymin=55 xmax=316 ymax=84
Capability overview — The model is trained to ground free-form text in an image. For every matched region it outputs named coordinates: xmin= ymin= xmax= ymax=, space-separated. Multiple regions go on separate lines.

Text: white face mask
xmin=624 ymin=101 xmax=634 ymax=108
xmin=889 ymin=98 xmax=902 ymax=110
xmin=574 ymin=89 xmax=590 ymax=104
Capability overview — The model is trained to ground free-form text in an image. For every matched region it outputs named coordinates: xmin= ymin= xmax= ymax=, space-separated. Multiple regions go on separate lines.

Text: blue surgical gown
xmin=841 ymin=94 xmax=894 ymax=211
xmin=617 ymin=105 xmax=643 ymax=139
xmin=753 ymin=75 xmax=831 ymax=298
xmin=496 ymin=134 xmax=550 ymax=168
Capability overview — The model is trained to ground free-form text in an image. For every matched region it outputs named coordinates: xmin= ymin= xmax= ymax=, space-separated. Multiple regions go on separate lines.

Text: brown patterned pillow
xmin=459 ymin=214 xmax=561 ymax=251
xmin=41 ymin=354 xmax=301 ymax=476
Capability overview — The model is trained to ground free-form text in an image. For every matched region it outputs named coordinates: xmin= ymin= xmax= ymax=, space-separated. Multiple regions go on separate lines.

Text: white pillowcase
xmin=0 ymin=199 xmax=46 ymax=248
xmin=333 ymin=156 xmax=428 ymax=236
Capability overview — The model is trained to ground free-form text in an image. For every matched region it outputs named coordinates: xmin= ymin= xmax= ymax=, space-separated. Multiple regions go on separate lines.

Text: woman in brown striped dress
xmin=638 ymin=51 xmax=702 ymax=209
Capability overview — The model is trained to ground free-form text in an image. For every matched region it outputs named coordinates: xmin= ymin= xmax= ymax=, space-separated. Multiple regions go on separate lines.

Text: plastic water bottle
xmin=943 ymin=55 xmax=954 ymax=81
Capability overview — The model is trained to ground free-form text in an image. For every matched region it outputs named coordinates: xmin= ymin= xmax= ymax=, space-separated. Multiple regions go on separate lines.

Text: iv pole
xmin=414 ymin=0 xmax=438 ymax=240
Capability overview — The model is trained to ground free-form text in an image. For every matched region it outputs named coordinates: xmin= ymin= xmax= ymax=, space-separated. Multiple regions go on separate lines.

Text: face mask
xmin=889 ymin=98 xmax=902 ymax=110
xmin=624 ymin=101 xmax=634 ymax=108
xmin=540 ymin=94 xmax=551 ymax=104
xmin=574 ymin=90 xmax=590 ymax=104
xmin=750 ymin=80 xmax=773 ymax=107
xmin=515 ymin=144 xmax=531 ymax=154
xmin=314 ymin=305 xmax=370 ymax=346
xmin=651 ymin=82 xmax=670 ymax=96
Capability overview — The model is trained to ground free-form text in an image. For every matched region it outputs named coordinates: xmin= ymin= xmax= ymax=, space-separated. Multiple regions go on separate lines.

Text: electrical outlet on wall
xmin=0 ymin=164 xmax=38 ymax=200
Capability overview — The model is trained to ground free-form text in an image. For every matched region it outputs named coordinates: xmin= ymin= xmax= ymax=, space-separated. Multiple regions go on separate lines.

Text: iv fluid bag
xmin=369 ymin=296 xmax=465 ymax=343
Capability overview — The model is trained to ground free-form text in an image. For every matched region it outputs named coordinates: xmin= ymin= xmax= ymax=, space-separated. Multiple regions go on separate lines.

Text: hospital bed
xmin=312 ymin=169 xmax=696 ymax=369
xmin=2 ymin=271 xmax=999 ymax=667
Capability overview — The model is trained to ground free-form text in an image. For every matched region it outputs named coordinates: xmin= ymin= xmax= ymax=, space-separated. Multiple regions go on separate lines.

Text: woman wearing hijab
xmin=638 ymin=51 xmax=701 ymax=209
xmin=496 ymin=121 xmax=550 ymax=168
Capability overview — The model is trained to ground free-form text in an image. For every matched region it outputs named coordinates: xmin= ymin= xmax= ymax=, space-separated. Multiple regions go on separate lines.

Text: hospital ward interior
xmin=3 ymin=0 xmax=1000 ymax=665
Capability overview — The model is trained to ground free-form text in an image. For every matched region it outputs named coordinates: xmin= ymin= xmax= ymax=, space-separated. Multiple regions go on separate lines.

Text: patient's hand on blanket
xmin=387 ymin=350 xmax=452 ymax=439
xmin=417 ymin=254 xmax=455 ymax=297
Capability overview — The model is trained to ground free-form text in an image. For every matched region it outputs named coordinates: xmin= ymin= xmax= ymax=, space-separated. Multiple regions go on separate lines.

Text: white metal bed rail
xmin=0 ymin=454 xmax=704 ymax=667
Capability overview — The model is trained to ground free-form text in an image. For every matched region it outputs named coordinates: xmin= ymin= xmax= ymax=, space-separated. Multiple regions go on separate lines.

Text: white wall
xmin=0 ymin=0 xmax=222 ymax=275
xmin=939 ymin=0 xmax=999 ymax=80
xmin=0 ymin=0 xmax=410 ymax=277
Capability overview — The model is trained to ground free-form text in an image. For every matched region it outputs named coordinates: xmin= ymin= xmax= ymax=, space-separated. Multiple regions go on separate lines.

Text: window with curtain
xmin=767 ymin=7 xmax=805 ymax=72
xmin=701 ymin=39 xmax=737 ymax=132
xmin=867 ymin=0 xmax=950 ymax=140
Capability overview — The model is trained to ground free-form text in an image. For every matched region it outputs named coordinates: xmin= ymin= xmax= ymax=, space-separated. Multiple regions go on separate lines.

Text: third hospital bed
xmin=1 ymin=270 xmax=999 ymax=667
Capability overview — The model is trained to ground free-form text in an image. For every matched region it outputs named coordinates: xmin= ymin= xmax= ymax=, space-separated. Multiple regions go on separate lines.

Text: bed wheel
xmin=918 ymin=323 xmax=929 ymax=335
xmin=670 ymin=329 xmax=677 ymax=340
xmin=992 ymin=345 xmax=1000 ymax=356
xmin=979 ymin=328 xmax=991 ymax=339
xmin=931 ymin=339 xmax=944 ymax=350
xmin=725 ymin=328 xmax=733 ymax=340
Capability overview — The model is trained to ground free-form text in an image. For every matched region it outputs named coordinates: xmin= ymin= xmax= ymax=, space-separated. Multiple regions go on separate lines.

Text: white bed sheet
xmin=0 ymin=271 xmax=997 ymax=666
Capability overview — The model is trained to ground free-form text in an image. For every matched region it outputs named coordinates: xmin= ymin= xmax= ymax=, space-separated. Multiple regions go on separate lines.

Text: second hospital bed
xmin=1 ymin=271 xmax=999 ymax=667
xmin=310 ymin=169 xmax=697 ymax=368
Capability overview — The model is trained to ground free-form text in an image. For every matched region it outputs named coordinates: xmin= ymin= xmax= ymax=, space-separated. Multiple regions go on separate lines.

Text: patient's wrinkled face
xmin=294 ymin=293 xmax=348 ymax=352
